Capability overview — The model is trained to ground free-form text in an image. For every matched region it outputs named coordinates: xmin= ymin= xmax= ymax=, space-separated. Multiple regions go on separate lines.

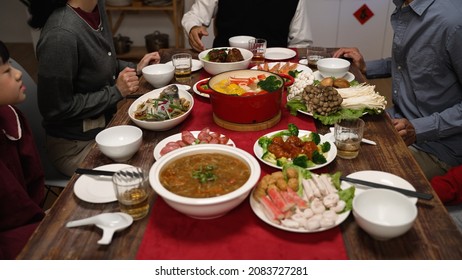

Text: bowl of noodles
xmin=128 ymin=85 xmax=194 ymax=131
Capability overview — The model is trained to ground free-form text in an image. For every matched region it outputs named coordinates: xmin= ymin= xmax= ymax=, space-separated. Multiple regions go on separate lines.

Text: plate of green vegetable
xmin=253 ymin=123 xmax=337 ymax=170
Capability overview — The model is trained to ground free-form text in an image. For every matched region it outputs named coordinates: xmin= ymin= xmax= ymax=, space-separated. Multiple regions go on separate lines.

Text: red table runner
xmin=136 ymin=51 xmax=348 ymax=259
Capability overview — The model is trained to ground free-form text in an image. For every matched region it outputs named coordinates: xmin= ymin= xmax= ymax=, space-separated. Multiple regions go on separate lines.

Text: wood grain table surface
xmin=17 ymin=48 xmax=462 ymax=260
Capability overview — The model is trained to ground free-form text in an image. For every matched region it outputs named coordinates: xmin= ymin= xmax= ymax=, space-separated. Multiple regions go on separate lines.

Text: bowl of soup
xmin=149 ymin=144 xmax=261 ymax=219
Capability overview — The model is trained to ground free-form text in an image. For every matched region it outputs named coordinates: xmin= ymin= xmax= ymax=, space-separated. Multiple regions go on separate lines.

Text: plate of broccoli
xmin=253 ymin=123 xmax=337 ymax=170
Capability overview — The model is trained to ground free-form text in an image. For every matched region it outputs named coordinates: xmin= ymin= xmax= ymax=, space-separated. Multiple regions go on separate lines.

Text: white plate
xmin=249 ymin=180 xmax=352 ymax=233
xmin=73 ymin=163 xmax=132 ymax=203
xmin=298 ymin=58 xmax=308 ymax=65
xmin=251 ymin=62 xmax=312 ymax=74
xmin=253 ymin=129 xmax=337 ymax=170
xmin=314 ymin=70 xmax=355 ymax=82
xmin=347 ymin=170 xmax=418 ymax=204
xmin=153 ymin=131 xmax=235 ymax=160
xmin=192 ymin=78 xmax=210 ymax=98
xmin=264 ymin=48 xmax=296 ymax=60
xmin=166 ymin=59 xmax=203 ymax=72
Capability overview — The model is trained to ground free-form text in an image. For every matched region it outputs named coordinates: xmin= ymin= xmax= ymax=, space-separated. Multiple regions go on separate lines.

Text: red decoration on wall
xmin=354 ymin=4 xmax=374 ymax=25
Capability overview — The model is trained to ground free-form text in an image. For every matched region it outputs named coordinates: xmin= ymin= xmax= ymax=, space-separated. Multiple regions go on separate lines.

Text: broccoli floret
xmin=311 ymin=150 xmax=327 ymax=164
xmin=320 ymin=141 xmax=331 ymax=153
xmin=258 ymin=136 xmax=272 ymax=154
xmin=308 ymin=132 xmax=321 ymax=145
xmin=270 ymin=123 xmax=300 ymax=138
xmin=276 ymin=157 xmax=290 ymax=167
xmin=292 ymin=154 xmax=309 ymax=168
xmin=262 ymin=151 xmax=277 ymax=165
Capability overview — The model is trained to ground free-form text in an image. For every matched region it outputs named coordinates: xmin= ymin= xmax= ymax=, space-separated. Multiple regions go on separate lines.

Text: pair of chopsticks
xmin=341 ymin=176 xmax=433 ymax=200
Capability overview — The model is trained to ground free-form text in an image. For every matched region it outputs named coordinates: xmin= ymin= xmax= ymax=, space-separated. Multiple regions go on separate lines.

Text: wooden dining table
xmin=17 ymin=48 xmax=462 ymax=260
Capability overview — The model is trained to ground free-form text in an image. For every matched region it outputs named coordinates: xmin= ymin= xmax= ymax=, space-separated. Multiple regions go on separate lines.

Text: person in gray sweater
xmin=24 ymin=0 xmax=160 ymax=176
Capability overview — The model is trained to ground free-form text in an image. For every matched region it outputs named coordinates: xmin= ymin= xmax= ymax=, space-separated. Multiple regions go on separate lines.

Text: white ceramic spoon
xmin=66 ymin=212 xmax=133 ymax=245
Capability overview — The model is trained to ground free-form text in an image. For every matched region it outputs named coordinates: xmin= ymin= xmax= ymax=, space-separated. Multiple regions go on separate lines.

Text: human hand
xmin=333 ymin=47 xmax=366 ymax=74
xmin=136 ymin=52 xmax=161 ymax=75
xmin=392 ymin=118 xmax=416 ymax=146
xmin=189 ymin=26 xmax=208 ymax=52
xmin=116 ymin=67 xmax=139 ymax=97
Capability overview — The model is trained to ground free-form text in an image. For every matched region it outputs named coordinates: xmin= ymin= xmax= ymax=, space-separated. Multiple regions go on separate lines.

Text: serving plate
xmin=347 ymin=170 xmax=418 ymax=204
xmin=264 ymin=48 xmax=296 ymax=60
xmin=249 ymin=180 xmax=352 ymax=233
xmin=166 ymin=59 xmax=203 ymax=72
xmin=251 ymin=62 xmax=312 ymax=74
xmin=313 ymin=70 xmax=355 ymax=82
xmin=74 ymin=163 xmax=132 ymax=203
xmin=153 ymin=130 xmax=235 ymax=160
xmin=253 ymin=129 xmax=337 ymax=170
xmin=192 ymin=78 xmax=210 ymax=98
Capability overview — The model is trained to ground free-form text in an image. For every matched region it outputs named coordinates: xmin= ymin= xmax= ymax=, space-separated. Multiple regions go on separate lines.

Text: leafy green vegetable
xmin=293 ymin=154 xmax=309 ymax=168
xmin=262 ymin=151 xmax=277 ymax=165
xmin=320 ymin=141 xmax=331 ymax=153
xmin=258 ymin=76 xmax=282 ymax=92
xmin=276 ymin=157 xmax=290 ymax=167
xmin=289 ymin=70 xmax=303 ymax=78
xmin=311 ymin=150 xmax=327 ymax=164
xmin=338 ymin=186 xmax=355 ymax=212
xmin=286 ymin=99 xmax=307 ymax=116
xmin=192 ymin=165 xmax=217 ymax=183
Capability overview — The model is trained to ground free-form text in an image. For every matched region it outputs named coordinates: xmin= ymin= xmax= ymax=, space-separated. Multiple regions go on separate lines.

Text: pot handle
xmin=278 ymin=73 xmax=295 ymax=87
xmin=196 ymin=79 xmax=214 ymax=95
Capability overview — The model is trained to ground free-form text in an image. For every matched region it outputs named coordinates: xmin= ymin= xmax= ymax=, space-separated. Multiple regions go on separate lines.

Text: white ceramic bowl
xmin=142 ymin=64 xmax=175 ymax=88
xmin=228 ymin=35 xmax=255 ymax=49
xmin=95 ymin=125 xmax=142 ymax=162
xmin=128 ymin=86 xmax=194 ymax=131
xmin=198 ymin=47 xmax=253 ymax=75
xmin=149 ymin=144 xmax=261 ymax=219
xmin=353 ymin=188 xmax=418 ymax=241
xmin=317 ymin=58 xmax=351 ymax=78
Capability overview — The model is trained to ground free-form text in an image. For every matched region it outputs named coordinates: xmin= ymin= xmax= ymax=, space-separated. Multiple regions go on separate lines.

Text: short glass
xmin=171 ymin=53 xmax=192 ymax=84
xmin=112 ymin=166 xmax=150 ymax=220
xmin=334 ymin=119 xmax=365 ymax=159
xmin=248 ymin=38 xmax=267 ymax=65
xmin=306 ymin=46 xmax=329 ymax=70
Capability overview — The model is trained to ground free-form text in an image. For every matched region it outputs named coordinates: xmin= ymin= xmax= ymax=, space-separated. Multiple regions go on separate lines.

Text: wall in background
xmin=0 ymin=0 xmax=392 ymax=60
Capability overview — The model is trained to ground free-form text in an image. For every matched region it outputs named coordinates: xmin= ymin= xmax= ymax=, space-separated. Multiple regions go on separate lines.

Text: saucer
xmin=313 ymin=70 xmax=355 ymax=82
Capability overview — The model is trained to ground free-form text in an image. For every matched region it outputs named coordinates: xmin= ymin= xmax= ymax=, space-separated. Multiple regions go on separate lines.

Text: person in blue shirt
xmin=333 ymin=0 xmax=462 ymax=180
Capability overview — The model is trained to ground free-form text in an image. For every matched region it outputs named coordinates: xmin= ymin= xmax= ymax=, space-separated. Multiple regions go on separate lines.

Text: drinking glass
xmin=306 ymin=45 xmax=329 ymax=70
xmin=248 ymin=38 xmax=267 ymax=65
xmin=112 ymin=166 xmax=150 ymax=220
xmin=171 ymin=53 xmax=192 ymax=84
xmin=334 ymin=119 xmax=365 ymax=159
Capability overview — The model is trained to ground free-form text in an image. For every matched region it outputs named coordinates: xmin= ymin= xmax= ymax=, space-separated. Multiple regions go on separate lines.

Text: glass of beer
xmin=112 ymin=166 xmax=150 ymax=220
xmin=248 ymin=38 xmax=267 ymax=65
xmin=334 ymin=119 xmax=365 ymax=159
xmin=306 ymin=45 xmax=329 ymax=70
xmin=171 ymin=53 xmax=192 ymax=84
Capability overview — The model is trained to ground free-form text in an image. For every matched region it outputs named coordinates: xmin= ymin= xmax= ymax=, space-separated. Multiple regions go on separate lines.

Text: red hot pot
xmin=196 ymin=69 xmax=294 ymax=124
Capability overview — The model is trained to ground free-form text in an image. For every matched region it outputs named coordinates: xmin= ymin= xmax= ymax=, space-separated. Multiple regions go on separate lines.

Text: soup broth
xmin=160 ymin=153 xmax=251 ymax=198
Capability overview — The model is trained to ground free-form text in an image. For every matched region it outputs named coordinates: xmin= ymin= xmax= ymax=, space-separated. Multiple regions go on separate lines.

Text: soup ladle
xmin=66 ymin=212 xmax=133 ymax=245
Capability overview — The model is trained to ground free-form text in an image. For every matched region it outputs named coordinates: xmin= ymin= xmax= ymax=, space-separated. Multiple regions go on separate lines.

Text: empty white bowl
xmin=353 ymin=188 xmax=418 ymax=241
xmin=198 ymin=47 xmax=253 ymax=75
xmin=149 ymin=144 xmax=261 ymax=219
xmin=228 ymin=35 xmax=255 ymax=49
xmin=96 ymin=125 xmax=142 ymax=162
xmin=142 ymin=64 xmax=175 ymax=88
xmin=317 ymin=58 xmax=351 ymax=78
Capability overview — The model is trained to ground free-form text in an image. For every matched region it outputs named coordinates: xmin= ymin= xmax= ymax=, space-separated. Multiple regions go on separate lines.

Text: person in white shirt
xmin=182 ymin=0 xmax=312 ymax=52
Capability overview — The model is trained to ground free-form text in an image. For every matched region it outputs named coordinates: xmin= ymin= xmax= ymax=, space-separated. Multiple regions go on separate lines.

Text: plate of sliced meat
xmin=153 ymin=127 xmax=235 ymax=160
